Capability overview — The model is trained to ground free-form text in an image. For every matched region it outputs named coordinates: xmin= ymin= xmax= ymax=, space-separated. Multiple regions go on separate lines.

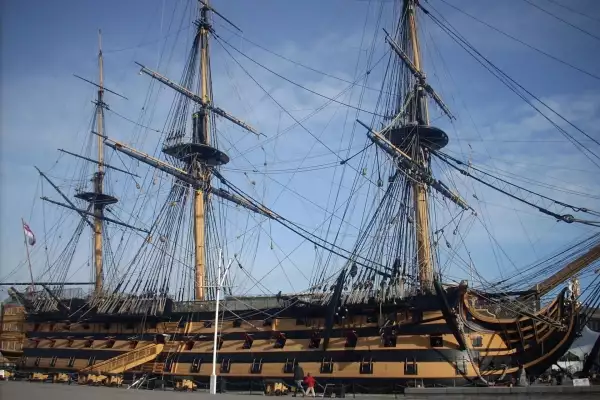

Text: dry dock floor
xmin=1 ymin=380 xmax=599 ymax=399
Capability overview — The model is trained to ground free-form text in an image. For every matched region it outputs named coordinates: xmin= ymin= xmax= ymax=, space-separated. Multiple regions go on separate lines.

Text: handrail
xmin=79 ymin=343 xmax=164 ymax=374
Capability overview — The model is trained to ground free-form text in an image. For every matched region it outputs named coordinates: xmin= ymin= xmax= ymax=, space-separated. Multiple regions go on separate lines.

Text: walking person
xmin=293 ymin=362 xmax=305 ymax=396
xmin=303 ymin=373 xmax=316 ymax=397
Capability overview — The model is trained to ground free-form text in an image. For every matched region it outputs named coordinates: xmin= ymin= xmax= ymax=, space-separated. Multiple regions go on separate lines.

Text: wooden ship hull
xmin=0 ymin=303 xmax=25 ymax=362
xmin=18 ymin=286 xmax=579 ymax=390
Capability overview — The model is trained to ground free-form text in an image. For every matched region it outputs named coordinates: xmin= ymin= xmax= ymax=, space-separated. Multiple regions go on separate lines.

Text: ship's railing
xmin=469 ymin=296 xmax=540 ymax=319
xmin=22 ymin=287 xmax=409 ymax=314
xmin=27 ymin=287 xmax=86 ymax=302
xmin=162 ymin=129 xmax=186 ymax=150
xmin=173 ymin=296 xmax=287 ymax=313
xmin=79 ymin=343 xmax=164 ymax=374
xmin=51 ymin=287 xmax=86 ymax=300
xmin=172 ymin=287 xmax=408 ymax=312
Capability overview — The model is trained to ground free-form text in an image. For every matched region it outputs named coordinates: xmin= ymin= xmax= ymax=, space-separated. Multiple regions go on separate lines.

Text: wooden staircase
xmin=127 ymin=335 xmax=181 ymax=376
xmin=79 ymin=343 xmax=164 ymax=374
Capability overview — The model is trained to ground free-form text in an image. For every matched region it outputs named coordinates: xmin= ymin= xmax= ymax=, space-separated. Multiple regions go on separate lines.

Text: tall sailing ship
xmin=3 ymin=0 xmax=600 ymax=391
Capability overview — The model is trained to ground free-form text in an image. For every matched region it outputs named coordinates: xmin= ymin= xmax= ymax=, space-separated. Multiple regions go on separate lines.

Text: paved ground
xmin=1 ymin=380 xmax=599 ymax=399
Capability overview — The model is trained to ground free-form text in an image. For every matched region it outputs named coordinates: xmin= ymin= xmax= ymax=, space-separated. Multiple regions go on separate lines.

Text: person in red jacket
xmin=303 ymin=373 xmax=316 ymax=397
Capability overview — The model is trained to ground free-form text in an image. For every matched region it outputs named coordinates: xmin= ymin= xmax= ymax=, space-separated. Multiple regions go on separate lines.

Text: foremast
xmin=388 ymin=0 xmax=600 ymax=300
xmin=356 ymin=0 xmax=462 ymax=295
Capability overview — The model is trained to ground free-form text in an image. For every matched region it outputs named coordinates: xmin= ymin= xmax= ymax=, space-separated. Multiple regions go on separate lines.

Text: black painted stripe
xmin=171 ymin=348 xmax=473 ymax=363
xmin=23 ymin=347 xmax=477 ymax=363
xmin=23 ymin=348 xmax=123 ymax=360
xmin=25 ymin=331 xmax=158 ymax=341
xmin=24 ymin=293 xmax=451 ymax=324
xmin=24 ymin=323 xmax=453 ymax=341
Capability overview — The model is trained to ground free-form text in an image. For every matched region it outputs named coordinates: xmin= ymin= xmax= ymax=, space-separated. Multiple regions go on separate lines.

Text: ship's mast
xmin=35 ymin=31 xmax=142 ymax=303
xmin=405 ymin=0 xmax=433 ymax=292
xmin=194 ymin=2 xmax=211 ymax=300
xmin=93 ymin=29 xmax=106 ymax=294
xmin=117 ymin=0 xmax=258 ymax=302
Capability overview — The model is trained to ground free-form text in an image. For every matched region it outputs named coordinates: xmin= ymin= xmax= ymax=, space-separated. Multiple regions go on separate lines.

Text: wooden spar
xmin=195 ymin=2 xmax=211 ymax=300
xmin=406 ymin=0 xmax=434 ymax=293
xmin=94 ymin=29 xmax=105 ymax=295
xmin=57 ymin=149 xmax=140 ymax=177
xmin=21 ymin=218 xmax=35 ymax=294
xmin=35 ymin=167 xmax=94 ymax=229
xmin=135 ymin=63 xmax=258 ymax=135
xmin=40 ymin=197 xmax=149 ymax=234
xmin=526 ymin=242 xmax=600 ymax=298
xmin=101 ymin=136 xmax=278 ymax=218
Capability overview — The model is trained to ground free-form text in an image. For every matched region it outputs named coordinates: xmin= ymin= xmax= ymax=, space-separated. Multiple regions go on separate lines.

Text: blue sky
xmin=1 ymin=0 xmax=599 ymax=298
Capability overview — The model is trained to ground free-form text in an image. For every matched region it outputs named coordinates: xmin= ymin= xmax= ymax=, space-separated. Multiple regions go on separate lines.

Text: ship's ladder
xmin=135 ymin=317 xmax=186 ymax=376
xmin=78 ymin=342 xmax=164 ymax=374
xmin=154 ymin=316 xmax=187 ymax=375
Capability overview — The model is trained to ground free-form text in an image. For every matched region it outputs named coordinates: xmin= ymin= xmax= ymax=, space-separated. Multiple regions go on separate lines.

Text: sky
xmin=1 ymin=0 xmax=599 ymax=299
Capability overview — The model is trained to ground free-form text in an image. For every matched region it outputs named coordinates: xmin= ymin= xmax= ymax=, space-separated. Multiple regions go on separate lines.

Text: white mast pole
xmin=210 ymin=249 xmax=233 ymax=395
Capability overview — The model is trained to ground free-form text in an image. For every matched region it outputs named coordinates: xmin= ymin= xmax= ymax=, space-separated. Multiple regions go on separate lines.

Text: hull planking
xmin=17 ymin=287 xmax=578 ymax=391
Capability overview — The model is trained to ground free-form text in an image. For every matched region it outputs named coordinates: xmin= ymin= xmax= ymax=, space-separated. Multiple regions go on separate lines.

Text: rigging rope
xmin=435 ymin=150 xmax=599 ymax=215
xmin=420 ymin=2 xmax=600 ymax=169
xmin=434 ymin=0 xmax=600 ymax=82
xmin=519 ymin=0 xmax=600 ymax=42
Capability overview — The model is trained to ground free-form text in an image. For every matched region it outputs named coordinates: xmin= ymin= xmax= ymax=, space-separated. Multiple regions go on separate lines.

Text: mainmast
xmin=194 ymin=2 xmax=211 ymax=300
xmin=405 ymin=0 xmax=433 ymax=292
xmin=84 ymin=0 xmax=262 ymax=303
xmin=94 ymin=30 xmax=106 ymax=294
xmin=131 ymin=0 xmax=255 ymax=301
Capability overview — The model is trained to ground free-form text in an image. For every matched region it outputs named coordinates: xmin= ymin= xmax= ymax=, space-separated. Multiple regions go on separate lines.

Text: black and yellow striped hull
xmin=19 ymin=288 xmax=578 ymax=390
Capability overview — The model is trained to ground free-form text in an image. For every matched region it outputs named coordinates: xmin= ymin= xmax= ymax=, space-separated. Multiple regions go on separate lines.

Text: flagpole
xmin=21 ymin=217 xmax=35 ymax=294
